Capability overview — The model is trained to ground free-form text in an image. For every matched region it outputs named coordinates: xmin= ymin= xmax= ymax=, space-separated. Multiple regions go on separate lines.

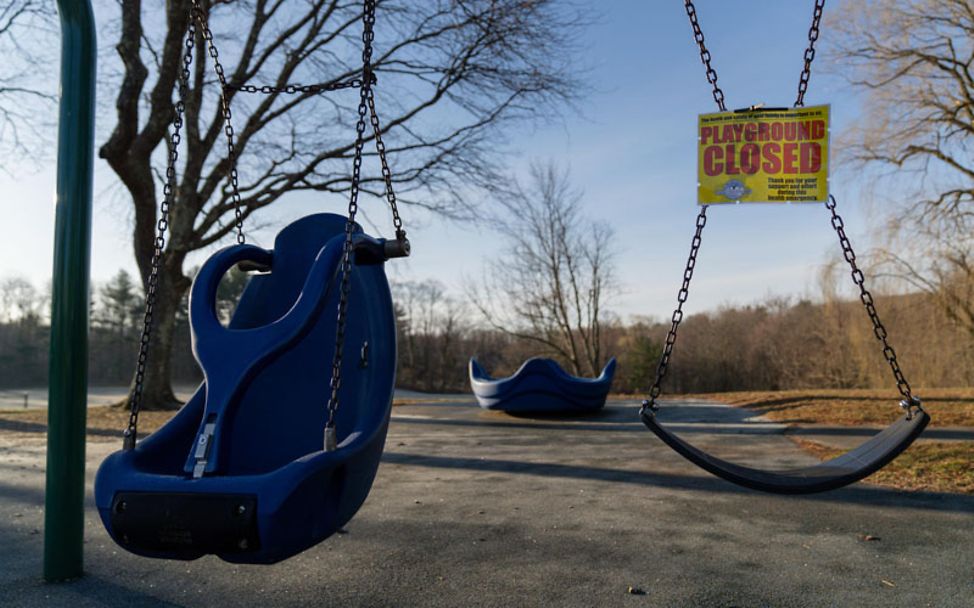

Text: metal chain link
xmin=795 ymin=0 xmax=825 ymax=107
xmin=124 ymin=1 xmax=255 ymax=446
xmin=825 ymin=195 xmax=922 ymax=416
xmin=226 ymin=5 xmax=404 ymax=238
xmin=323 ymin=0 xmax=378 ymax=444
xmin=367 ymin=89 xmax=405 ymax=238
xmin=191 ymin=0 xmax=246 ymax=244
xmin=642 ymin=207 xmax=707 ymax=413
xmin=229 ymin=74 xmax=375 ymax=95
xmin=641 ymin=1 xmax=727 ymax=414
xmin=684 ymin=0 xmax=726 ymax=112
xmin=123 ymin=17 xmax=197 ymax=449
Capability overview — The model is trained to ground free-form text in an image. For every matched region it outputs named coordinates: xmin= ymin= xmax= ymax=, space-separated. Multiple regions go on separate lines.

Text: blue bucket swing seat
xmin=95 ymin=214 xmax=398 ymax=563
xmin=469 ymin=357 xmax=616 ymax=413
xmin=96 ymin=0 xmax=410 ymax=562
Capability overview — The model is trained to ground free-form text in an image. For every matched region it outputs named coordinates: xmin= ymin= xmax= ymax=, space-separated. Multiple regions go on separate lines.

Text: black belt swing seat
xmin=637 ymin=0 xmax=930 ymax=495
xmin=642 ymin=408 xmax=929 ymax=495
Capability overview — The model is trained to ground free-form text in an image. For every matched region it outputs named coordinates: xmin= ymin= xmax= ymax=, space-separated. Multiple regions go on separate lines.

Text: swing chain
xmin=191 ymin=0 xmax=246 ymax=245
xmin=124 ymin=15 xmax=197 ymax=449
xmin=641 ymin=207 xmax=708 ymax=415
xmin=646 ymin=1 xmax=918 ymax=419
xmin=324 ymin=0 xmax=380 ymax=443
xmin=230 ymin=74 xmax=376 ymax=95
xmin=684 ymin=0 xmax=726 ymax=112
xmin=642 ymin=2 xmax=726 ymax=417
xmin=368 ymin=89 xmax=406 ymax=238
xmin=124 ymin=2 xmax=253 ymax=447
xmin=795 ymin=0 xmax=826 ymax=108
xmin=825 ymin=195 xmax=922 ymax=417
xmin=226 ymin=4 xmax=406 ymax=241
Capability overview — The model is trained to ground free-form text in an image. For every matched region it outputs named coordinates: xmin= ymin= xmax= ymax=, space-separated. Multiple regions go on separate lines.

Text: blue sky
xmin=0 ymin=0 xmax=876 ymax=321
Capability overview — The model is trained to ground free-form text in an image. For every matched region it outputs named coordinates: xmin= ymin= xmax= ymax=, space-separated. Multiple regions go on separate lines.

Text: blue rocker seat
xmin=469 ymin=357 xmax=616 ymax=413
xmin=94 ymin=214 xmax=397 ymax=564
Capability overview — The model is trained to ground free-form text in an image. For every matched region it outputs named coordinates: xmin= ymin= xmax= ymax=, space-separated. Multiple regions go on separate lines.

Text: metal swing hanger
xmin=123 ymin=0 xmax=410 ymax=450
xmin=637 ymin=0 xmax=929 ymax=495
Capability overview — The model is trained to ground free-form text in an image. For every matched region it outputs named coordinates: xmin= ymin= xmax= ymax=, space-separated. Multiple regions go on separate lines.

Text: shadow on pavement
xmin=390 ymin=415 xmax=782 ymax=435
xmin=381 ymin=451 xmax=974 ymax=513
xmin=2 ymin=574 xmax=188 ymax=607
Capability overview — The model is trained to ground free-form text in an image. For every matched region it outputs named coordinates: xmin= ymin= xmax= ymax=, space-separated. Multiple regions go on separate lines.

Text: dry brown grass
xmin=792 ymin=437 xmax=974 ymax=494
xmin=0 ymin=406 xmax=175 ymax=441
xmin=0 ymin=397 xmax=452 ymax=441
xmin=682 ymin=387 xmax=974 ymax=427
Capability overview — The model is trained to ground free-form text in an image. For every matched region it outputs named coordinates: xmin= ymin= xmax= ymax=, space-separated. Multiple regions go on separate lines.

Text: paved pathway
xmin=0 ymin=396 xmax=971 ymax=607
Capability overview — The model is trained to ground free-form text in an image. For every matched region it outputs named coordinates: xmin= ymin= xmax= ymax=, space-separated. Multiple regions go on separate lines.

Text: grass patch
xmin=791 ymin=437 xmax=974 ymax=494
xmin=683 ymin=388 xmax=974 ymax=426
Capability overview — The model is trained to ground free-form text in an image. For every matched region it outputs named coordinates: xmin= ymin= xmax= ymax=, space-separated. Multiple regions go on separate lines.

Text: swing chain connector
xmin=899 ymin=397 xmax=923 ymax=421
xmin=324 ymin=423 xmax=338 ymax=452
xmin=191 ymin=422 xmax=217 ymax=479
xmin=385 ymin=232 xmax=410 ymax=259
xmin=122 ymin=428 xmax=137 ymax=451
xmin=352 ymin=232 xmax=410 ymax=264
xmin=639 ymin=399 xmax=659 ymax=417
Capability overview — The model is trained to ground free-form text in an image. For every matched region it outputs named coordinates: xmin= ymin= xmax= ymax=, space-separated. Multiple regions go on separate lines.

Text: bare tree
xmin=0 ymin=276 xmax=44 ymax=324
xmin=873 ymin=214 xmax=974 ymax=337
xmin=829 ymin=0 xmax=974 ymax=217
xmin=469 ymin=161 xmax=615 ymax=377
xmin=828 ymin=0 xmax=974 ymax=337
xmin=0 ymin=0 xmax=55 ymax=161
xmin=393 ymin=278 xmax=468 ymax=391
xmin=101 ymin=0 xmax=586 ymax=408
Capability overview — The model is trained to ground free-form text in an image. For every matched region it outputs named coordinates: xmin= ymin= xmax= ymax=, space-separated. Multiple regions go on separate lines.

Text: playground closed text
xmin=697 ymin=105 xmax=830 ymax=204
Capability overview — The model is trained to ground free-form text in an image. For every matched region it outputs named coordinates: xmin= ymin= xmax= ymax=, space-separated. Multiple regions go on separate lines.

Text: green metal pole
xmin=45 ymin=0 xmax=96 ymax=583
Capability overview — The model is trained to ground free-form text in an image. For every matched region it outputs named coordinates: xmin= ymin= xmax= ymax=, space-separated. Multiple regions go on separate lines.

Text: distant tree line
xmin=1 ymin=270 xmax=972 ymax=394
xmin=392 ymin=280 xmax=974 ymax=395
xmin=0 ymin=268 xmax=246 ymax=391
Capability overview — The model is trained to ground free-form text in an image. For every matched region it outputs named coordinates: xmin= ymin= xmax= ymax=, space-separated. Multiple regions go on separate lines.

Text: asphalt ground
xmin=0 ymin=397 xmax=971 ymax=607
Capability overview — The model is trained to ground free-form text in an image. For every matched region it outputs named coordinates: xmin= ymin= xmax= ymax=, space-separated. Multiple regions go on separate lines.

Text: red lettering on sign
xmin=724 ymin=145 xmax=739 ymax=174
xmin=703 ymin=145 xmax=722 ymax=176
xmin=810 ymin=120 xmax=825 ymax=139
xmin=740 ymin=143 xmax=760 ymax=174
xmin=701 ymin=126 xmax=713 ymax=144
xmin=800 ymin=142 xmax=822 ymax=172
xmin=762 ymin=143 xmax=781 ymax=173
xmin=782 ymin=143 xmax=798 ymax=173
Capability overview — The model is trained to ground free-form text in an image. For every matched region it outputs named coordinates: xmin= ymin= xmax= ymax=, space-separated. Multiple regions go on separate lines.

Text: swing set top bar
xmin=45 ymin=0 xmax=96 ymax=582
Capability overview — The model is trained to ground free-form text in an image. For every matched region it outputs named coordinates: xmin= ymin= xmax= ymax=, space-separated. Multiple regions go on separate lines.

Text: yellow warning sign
xmin=697 ymin=105 xmax=829 ymax=204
